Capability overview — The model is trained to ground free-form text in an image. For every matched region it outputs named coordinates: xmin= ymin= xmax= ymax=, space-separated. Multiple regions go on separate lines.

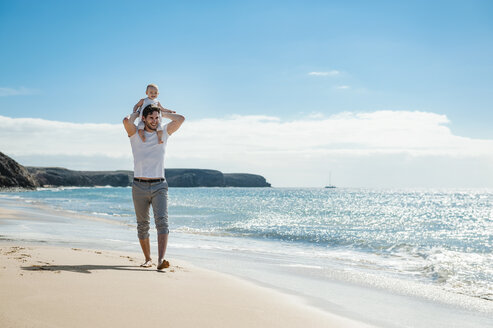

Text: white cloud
xmin=308 ymin=70 xmax=340 ymax=76
xmin=0 ymin=116 xmax=124 ymax=157
xmin=1 ymin=112 xmax=492 ymax=187
xmin=0 ymin=87 xmax=38 ymax=97
xmin=171 ymin=111 xmax=492 ymax=158
xmin=335 ymin=85 xmax=350 ymax=90
xmin=307 ymin=112 xmax=325 ymax=119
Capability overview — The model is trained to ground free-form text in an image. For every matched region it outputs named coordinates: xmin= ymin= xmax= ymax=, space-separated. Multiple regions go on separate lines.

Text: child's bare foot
xmin=157 ymin=130 xmax=164 ymax=144
xmin=138 ymin=129 xmax=146 ymax=142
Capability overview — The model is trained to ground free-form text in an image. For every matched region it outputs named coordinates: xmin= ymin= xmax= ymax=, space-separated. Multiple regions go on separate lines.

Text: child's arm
xmin=133 ymin=99 xmax=145 ymax=113
xmin=157 ymin=101 xmax=176 ymax=114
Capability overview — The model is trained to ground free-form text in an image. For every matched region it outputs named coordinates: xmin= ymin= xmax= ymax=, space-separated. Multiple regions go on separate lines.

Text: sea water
xmin=1 ymin=187 xmax=492 ymax=327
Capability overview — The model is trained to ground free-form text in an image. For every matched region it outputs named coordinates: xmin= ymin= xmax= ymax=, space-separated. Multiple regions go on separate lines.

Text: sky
xmin=1 ymin=0 xmax=492 ymax=187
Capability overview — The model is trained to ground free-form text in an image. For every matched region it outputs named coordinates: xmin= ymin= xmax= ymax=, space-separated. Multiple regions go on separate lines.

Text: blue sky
xmin=1 ymin=0 xmax=492 ymax=187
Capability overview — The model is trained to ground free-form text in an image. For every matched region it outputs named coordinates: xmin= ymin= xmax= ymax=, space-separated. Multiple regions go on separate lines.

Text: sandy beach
xmin=0 ymin=205 xmax=374 ymax=328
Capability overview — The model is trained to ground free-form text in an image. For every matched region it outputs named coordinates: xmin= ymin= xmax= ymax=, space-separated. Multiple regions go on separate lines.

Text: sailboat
xmin=324 ymin=172 xmax=336 ymax=189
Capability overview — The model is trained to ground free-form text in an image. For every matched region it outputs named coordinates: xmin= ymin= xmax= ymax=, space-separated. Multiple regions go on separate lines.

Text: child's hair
xmin=146 ymin=83 xmax=159 ymax=92
xmin=142 ymin=104 xmax=160 ymax=118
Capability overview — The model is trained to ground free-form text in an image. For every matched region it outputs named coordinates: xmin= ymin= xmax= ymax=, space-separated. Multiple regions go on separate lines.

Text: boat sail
xmin=324 ymin=172 xmax=336 ymax=188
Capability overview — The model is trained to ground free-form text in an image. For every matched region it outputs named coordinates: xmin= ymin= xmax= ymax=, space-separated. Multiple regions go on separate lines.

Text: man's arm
xmin=123 ymin=112 xmax=138 ymax=137
xmin=162 ymin=112 xmax=185 ymax=136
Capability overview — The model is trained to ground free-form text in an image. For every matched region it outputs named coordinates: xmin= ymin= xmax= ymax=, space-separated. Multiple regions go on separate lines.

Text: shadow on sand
xmin=21 ymin=264 xmax=161 ymax=274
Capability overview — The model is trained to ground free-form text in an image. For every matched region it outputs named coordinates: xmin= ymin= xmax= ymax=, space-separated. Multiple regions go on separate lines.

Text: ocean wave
xmin=0 ymin=194 xmax=22 ymax=199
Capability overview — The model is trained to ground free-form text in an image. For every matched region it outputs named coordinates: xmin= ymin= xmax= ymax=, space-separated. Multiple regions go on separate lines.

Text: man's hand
xmin=123 ymin=114 xmax=137 ymax=137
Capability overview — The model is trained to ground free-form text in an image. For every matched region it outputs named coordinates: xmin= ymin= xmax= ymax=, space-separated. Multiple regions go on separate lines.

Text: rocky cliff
xmin=27 ymin=167 xmax=133 ymax=187
xmin=25 ymin=167 xmax=271 ymax=188
xmin=0 ymin=152 xmax=37 ymax=189
xmin=165 ymin=169 xmax=225 ymax=187
xmin=0 ymin=153 xmax=270 ymax=188
xmin=224 ymin=173 xmax=271 ymax=187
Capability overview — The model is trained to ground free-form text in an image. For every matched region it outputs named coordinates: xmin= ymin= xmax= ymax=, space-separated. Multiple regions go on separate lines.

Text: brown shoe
xmin=157 ymin=259 xmax=170 ymax=271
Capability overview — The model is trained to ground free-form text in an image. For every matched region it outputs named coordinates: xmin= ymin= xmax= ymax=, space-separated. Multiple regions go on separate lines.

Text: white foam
xmin=280 ymin=264 xmax=323 ymax=269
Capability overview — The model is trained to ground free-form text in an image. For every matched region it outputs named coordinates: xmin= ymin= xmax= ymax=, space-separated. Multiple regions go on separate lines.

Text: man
xmin=123 ymin=104 xmax=185 ymax=270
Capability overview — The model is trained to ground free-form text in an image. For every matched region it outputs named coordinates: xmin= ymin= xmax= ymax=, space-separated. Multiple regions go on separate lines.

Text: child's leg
xmin=137 ymin=121 xmax=146 ymax=142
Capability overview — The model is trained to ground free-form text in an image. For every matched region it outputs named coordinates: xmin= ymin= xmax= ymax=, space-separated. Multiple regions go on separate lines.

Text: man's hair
xmin=142 ymin=104 xmax=160 ymax=118
xmin=146 ymin=83 xmax=158 ymax=92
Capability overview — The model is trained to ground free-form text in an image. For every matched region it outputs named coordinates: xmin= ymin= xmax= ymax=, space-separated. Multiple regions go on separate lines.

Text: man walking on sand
xmin=123 ymin=104 xmax=185 ymax=270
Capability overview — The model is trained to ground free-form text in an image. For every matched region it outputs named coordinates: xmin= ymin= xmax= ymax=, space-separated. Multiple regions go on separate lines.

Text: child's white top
xmin=138 ymin=97 xmax=159 ymax=120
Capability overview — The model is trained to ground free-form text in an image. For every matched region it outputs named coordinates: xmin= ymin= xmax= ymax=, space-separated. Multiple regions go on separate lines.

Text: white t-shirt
xmin=129 ymin=123 xmax=169 ymax=178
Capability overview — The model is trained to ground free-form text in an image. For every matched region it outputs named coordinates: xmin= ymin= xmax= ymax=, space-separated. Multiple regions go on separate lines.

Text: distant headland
xmin=0 ymin=152 xmax=271 ymax=189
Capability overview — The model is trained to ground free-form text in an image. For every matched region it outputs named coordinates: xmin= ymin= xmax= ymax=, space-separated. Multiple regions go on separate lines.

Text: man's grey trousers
xmin=132 ymin=180 xmax=169 ymax=239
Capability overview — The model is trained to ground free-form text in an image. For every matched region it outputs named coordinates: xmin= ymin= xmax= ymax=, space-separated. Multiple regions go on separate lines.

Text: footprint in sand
xmin=37 ymin=261 xmax=51 ymax=265
xmin=13 ymin=252 xmax=32 ymax=263
xmin=5 ymin=246 xmax=26 ymax=255
xmin=120 ymin=255 xmax=136 ymax=262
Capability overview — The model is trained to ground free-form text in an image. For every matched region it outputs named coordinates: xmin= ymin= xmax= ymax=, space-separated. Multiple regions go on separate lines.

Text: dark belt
xmin=133 ymin=178 xmax=165 ymax=183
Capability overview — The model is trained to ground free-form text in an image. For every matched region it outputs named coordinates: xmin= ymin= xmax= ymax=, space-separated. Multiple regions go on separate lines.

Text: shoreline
xmin=0 ymin=201 xmax=373 ymax=328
